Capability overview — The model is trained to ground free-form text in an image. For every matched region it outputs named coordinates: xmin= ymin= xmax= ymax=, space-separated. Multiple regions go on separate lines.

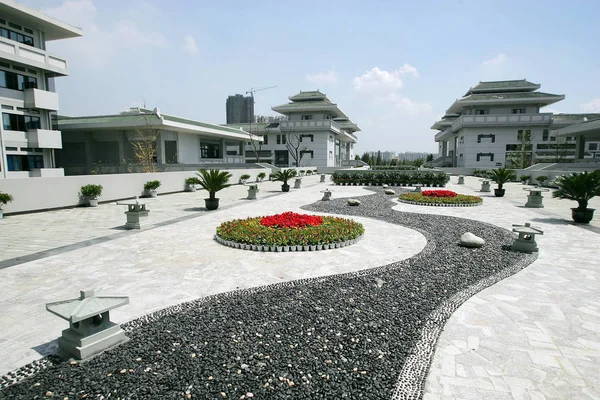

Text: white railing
xmin=434 ymin=128 xmax=452 ymax=141
xmin=452 ymin=113 xmax=552 ymax=131
xmin=279 ymin=120 xmax=341 ymax=133
xmin=0 ymin=37 xmax=68 ymax=76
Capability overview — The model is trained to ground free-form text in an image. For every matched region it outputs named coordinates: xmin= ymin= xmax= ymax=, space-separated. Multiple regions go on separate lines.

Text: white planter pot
xmin=310 ymin=245 xmax=317 ymax=251
xmin=0 ymin=210 xmax=3 ymax=219
xmin=317 ymin=245 xmax=323 ymax=250
xmin=303 ymin=245 xmax=310 ymax=251
xmin=276 ymin=246 xmax=283 ymax=252
xmin=289 ymin=245 xmax=297 ymax=251
xmin=150 ymin=190 xmax=158 ymax=198
xmin=251 ymin=244 xmax=258 ymax=251
xmin=88 ymin=198 xmax=99 ymax=207
xmin=335 ymin=243 xmax=341 ymax=248
xmin=270 ymin=246 xmax=276 ymax=252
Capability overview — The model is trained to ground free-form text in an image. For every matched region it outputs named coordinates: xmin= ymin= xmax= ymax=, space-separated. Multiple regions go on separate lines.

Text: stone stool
xmin=457 ymin=175 xmax=465 ymax=184
xmin=321 ymin=189 xmax=332 ymax=201
xmin=523 ymin=187 xmax=549 ymax=208
xmin=413 ymin=184 xmax=423 ymax=193
xmin=320 ymin=174 xmax=326 ymax=182
xmin=512 ymin=223 xmax=543 ymax=253
xmin=117 ymin=197 xmax=150 ymax=229
xmin=246 ymin=184 xmax=259 ymax=200
xmin=46 ymin=289 xmax=129 ymax=359
xmin=480 ymin=180 xmax=491 ymax=192
xmin=294 ymin=177 xmax=302 ymax=189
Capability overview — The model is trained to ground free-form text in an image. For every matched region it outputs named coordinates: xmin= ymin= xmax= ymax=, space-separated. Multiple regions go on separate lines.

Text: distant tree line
xmin=355 ymin=151 xmax=434 ymax=167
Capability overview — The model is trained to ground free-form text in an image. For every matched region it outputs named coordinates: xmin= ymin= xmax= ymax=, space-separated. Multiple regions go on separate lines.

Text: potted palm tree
xmin=0 ymin=191 xmax=14 ymax=219
xmin=488 ymin=168 xmax=516 ymax=197
xmin=80 ymin=184 xmax=103 ymax=207
xmin=552 ymin=170 xmax=600 ymax=224
xmin=272 ymin=169 xmax=297 ymax=192
xmin=196 ymin=168 xmax=232 ymax=210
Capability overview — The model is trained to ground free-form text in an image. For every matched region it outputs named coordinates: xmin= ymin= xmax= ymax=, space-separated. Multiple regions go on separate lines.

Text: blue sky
xmin=21 ymin=0 xmax=600 ymax=153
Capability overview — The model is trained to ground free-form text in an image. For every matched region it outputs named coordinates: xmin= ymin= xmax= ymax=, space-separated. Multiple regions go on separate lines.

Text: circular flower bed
xmin=216 ymin=212 xmax=364 ymax=251
xmin=398 ymin=190 xmax=482 ymax=207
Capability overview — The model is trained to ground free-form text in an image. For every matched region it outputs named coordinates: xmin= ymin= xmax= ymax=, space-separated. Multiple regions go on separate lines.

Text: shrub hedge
xmin=332 ymin=170 xmax=449 ymax=186
xmin=399 ymin=192 xmax=482 ymax=205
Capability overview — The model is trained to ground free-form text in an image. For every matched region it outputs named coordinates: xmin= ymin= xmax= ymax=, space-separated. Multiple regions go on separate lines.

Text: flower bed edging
xmin=215 ymin=234 xmax=364 ymax=252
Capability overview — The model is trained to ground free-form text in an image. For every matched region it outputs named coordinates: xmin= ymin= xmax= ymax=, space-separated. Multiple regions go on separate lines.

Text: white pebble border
xmin=396 ymin=199 xmax=482 ymax=207
xmin=214 ymin=234 xmax=364 ymax=252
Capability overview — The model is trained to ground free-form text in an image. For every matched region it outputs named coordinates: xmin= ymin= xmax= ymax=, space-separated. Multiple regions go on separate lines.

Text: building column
xmin=576 ymin=135 xmax=586 ymax=160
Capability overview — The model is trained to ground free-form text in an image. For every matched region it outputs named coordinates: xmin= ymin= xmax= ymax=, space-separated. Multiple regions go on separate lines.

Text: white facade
xmin=0 ymin=0 xmax=82 ymax=178
xmin=431 ymin=80 xmax=600 ymax=169
xmin=56 ymin=108 xmax=256 ymax=175
xmin=233 ymin=91 xmax=360 ymax=167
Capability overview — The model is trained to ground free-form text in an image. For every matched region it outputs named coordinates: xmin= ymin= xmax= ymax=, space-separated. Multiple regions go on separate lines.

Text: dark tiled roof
xmin=462 ymin=92 xmax=563 ymax=101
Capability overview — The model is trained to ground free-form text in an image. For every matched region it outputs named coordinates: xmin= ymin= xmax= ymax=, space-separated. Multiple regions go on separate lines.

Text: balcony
xmin=24 ymin=88 xmax=59 ymax=111
xmin=28 ymin=129 xmax=62 ymax=149
xmin=434 ymin=128 xmax=453 ymax=142
xmin=0 ymin=37 xmax=69 ymax=76
xmin=452 ymin=113 xmax=552 ymax=132
xmin=279 ymin=120 xmax=341 ymax=133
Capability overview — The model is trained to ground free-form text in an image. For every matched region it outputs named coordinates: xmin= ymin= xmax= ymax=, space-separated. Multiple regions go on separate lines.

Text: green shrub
xmin=536 ymin=175 xmax=548 ymax=185
xmin=144 ymin=180 xmax=161 ymax=190
xmin=257 ymin=172 xmax=266 ymax=179
xmin=0 ymin=192 xmax=14 ymax=209
xmin=520 ymin=175 xmax=530 ymax=183
xmin=185 ymin=177 xmax=201 ymax=185
xmin=80 ymin=184 xmax=103 ymax=199
xmin=240 ymin=174 xmax=251 ymax=180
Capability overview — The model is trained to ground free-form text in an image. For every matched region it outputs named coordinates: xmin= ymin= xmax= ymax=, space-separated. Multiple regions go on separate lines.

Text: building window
xmin=512 ymin=108 xmax=526 ymax=114
xmin=300 ymin=134 xmax=314 ymax=142
xmin=329 ymin=135 xmax=333 ymax=142
xmin=2 ymin=113 xmax=41 ymax=131
xmin=282 ymin=135 xmax=286 ymax=144
xmin=0 ymin=69 xmax=37 ymax=91
xmin=542 ymin=129 xmax=549 ymax=141
xmin=0 ymin=27 xmax=34 ymax=46
xmin=6 ymin=154 xmax=43 ymax=171
xmin=589 ymin=143 xmax=598 ymax=151
xmin=301 ymin=115 xmax=313 ymax=120
xmin=200 ymin=142 xmax=220 ymax=158
xmin=329 ymin=151 xmax=333 ymax=159
xmin=276 ymin=135 xmax=280 ymax=144
xmin=263 ymin=135 xmax=268 ymax=145
xmin=459 ymin=136 xmax=464 ymax=144
xmin=550 ymin=136 xmax=556 ymax=141
xmin=300 ymin=150 xmax=314 ymax=159
xmin=566 ymin=136 xmax=572 ymax=142
xmin=506 ymin=144 xmax=518 ymax=151
xmin=475 ymin=110 xmax=487 ymax=115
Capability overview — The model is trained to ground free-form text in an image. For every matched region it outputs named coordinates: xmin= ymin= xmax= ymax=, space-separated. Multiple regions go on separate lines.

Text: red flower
xmin=422 ymin=190 xmax=457 ymax=198
xmin=260 ymin=211 xmax=324 ymax=229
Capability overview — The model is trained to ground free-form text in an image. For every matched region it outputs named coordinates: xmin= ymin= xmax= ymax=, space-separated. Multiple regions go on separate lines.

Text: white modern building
xmin=0 ymin=0 xmax=82 ymax=178
xmin=230 ymin=91 xmax=360 ymax=167
xmin=55 ymin=107 xmax=259 ymax=175
xmin=431 ymin=79 xmax=600 ymax=169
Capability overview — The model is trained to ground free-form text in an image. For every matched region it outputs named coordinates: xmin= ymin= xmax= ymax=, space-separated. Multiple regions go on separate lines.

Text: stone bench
xmin=116 ymin=197 xmax=151 ymax=229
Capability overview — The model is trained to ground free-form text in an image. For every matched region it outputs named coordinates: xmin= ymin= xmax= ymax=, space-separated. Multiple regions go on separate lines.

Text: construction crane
xmin=246 ymin=85 xmax=278 ymax=97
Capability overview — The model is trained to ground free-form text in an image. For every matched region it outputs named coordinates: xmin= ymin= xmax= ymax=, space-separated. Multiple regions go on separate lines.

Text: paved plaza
xmin=0 ymin=174 xmax=599 ymax=399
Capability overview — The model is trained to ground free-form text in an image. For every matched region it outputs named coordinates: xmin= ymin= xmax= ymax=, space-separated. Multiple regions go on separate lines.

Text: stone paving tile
xmin=1 ymin=174 xmax=599 ymax=399
xmin=418 ymin=176 xmax=600 ymax=400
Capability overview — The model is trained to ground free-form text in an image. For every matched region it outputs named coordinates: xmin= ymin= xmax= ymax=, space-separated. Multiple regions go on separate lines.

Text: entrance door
xmin=274 ymin=150 xmax=289 ymax=167
xmin=164 ymin=140 xmax=178 ymax=164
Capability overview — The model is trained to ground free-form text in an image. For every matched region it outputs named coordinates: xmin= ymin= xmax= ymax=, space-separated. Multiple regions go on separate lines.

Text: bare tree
xmin=129 ymin=115 xmax=159 ymax=173
xmin=247 ymin=124 xmax=266 ymax=163
xmin=282 ymin=125 xmax=308 ymax=167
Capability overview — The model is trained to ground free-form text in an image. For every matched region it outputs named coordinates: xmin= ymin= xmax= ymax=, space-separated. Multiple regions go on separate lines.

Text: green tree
xmin=375 ymin=151 xmax=382 ymax=166
xmin=506 ymin=130 xmax=534 ymax=169
xmin=361 ymin=152 xmax=370 ymax=164
xmin=413 ymin=158 xmax=425 ymax=168
xmin=426 ymin=154 xmax=434 ymax=162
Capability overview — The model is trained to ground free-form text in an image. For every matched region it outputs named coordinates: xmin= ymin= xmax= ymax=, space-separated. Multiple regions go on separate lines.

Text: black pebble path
xmin=0 ymin=189 xmax=536 ymax=399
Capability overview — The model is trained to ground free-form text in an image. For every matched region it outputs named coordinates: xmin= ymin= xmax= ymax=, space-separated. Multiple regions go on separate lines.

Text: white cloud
xmin=306 ymin=70 xmax=338 ymax=84
xmin=388 ymin=93 xmax=433 ymax=116
xmin=581 ymin=98 xmax=600 ymax=113
xmin=183 ymin=34 xmax=198 ymax=54
xmin=482 ymin=53 xmax=507 ymax=66
xmin=42 ymin=0 xmax=167 ymax=68
xmin=352 ymin=65 xmax=419 ymax=93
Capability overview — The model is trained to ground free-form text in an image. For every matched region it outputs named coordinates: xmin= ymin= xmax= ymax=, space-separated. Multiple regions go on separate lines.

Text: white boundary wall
xmin=0 ymin=168 xmax=266 ymax=214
